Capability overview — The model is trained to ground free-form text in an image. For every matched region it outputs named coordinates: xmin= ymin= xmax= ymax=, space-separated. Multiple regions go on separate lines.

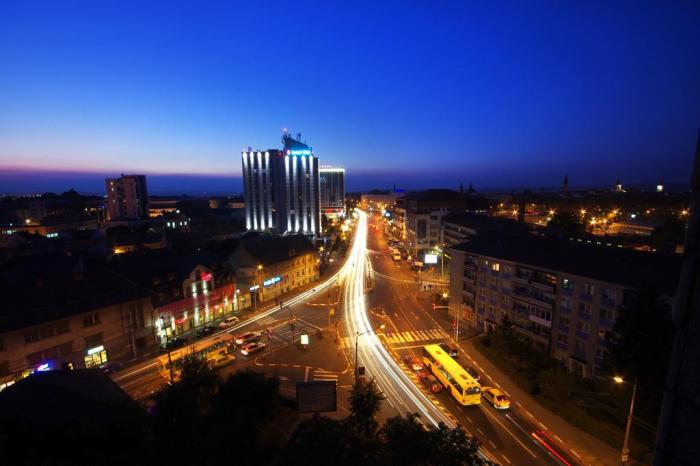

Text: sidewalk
xmin=419 ymin=300 xmax=619 ymax=466
xmin=460 ymin=337 xmax=619 ymax=466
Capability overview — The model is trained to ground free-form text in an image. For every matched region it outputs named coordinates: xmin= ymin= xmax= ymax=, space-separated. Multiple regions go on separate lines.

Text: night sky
xmin=1 ymin=1 xmax=699 ymax=194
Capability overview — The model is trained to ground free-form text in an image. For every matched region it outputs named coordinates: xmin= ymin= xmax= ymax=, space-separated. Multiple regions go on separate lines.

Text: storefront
xmin=154 ymin=284 xmax=236 ymax=344
xmin=84 ymin=345 xmax=108 ymax=368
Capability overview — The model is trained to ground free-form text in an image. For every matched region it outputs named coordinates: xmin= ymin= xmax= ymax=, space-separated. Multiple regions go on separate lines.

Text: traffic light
xmin=432 ymin=303 xmax=437 ymax=310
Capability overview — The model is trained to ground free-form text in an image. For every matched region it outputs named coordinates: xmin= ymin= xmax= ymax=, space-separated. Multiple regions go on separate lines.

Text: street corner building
xmin=0 ymin=255 xmax=157 ymax=391
xmin=226 ymin=233 xmax=320 ymax=306
xmin=106 ymin=248 xmax=240 ymax=346
xmin=241 ymin=131 xmax=321 ymax=237
xmin=447 ymin=235 xmax=682 ymax=378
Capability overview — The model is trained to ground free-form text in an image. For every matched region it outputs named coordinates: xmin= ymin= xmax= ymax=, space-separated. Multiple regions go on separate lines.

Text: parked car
xmin=464 ymin=366 xmax=480 ymax=381
xmin=421 ymin=374 xmax=444 ymax=393
xmin=241 ymin=342 xmax=266 ymax=356
xmin=162 ymin=337 xmax=187 ymax=351
xmin=439 ymin=343 xmax=459 ymax=358
xmin=416 ymin=368 xmax=430 ymax=380
xmin=101 ymin=362 xmax=123 ymax=375
xmin=196 ymin=325 xmax=216 ymax=337
xmin=218 ymin=316 xmax=240 ymax=329
xmin=481 ymin=386 xmax=511 ymax=410
xmin=234 ymin=331 xmax=261 ymax=345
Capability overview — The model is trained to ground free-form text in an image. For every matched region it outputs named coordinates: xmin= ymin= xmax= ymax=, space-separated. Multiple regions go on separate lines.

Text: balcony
xmin=562 ymin=287 xmax=573 ymax=296
xmin=602 ymin=297 xmax=616 ymax=308
xmin=579 ymin=292 xmax=593 ymax=303
xmin=577 ymin=310 xmax=591 ymax=321
xmin=598 ymin=318 xmax=615 ymax=330
xmin=513 ymin=288 xmax=554 ymax=309
xmin=576 ymin=330 xmax=589 ymax=340
xmin=529 ymin=314 xmax=552 ymax=328
xmin=558 ymin=323 xmax=570 ymax=332
xmin=556 ymin=341 xmax=569 ymax=350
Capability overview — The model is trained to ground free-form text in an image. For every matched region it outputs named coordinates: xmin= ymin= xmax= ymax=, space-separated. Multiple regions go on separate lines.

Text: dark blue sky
xmin=1 ymin=1 xmax=699 ymax=194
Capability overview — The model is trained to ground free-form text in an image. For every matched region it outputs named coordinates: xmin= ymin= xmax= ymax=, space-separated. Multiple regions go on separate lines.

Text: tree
xmin=651 ymin=216 xmax=686 ymax=253
xmin=348 ymin=378 xmax=385 ymax=435
xmin=381 ymin=413 xmax=432 ymax=465
xmin=609 ymin=286 xmax=673 ymax=416
xmin=283 ymin=415 xmax=350 ymax=466
xmin=547 ymin=211 xmax=585 ymax=235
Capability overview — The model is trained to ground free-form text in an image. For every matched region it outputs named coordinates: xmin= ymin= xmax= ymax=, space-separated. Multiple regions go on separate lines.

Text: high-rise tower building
xmin=241 ymin=132 xmax=321 ymax=236
xmin=241 ymin=149 xmax=278 ymax=231
xmin=105 ymin=174 xmax=149 ymax=221
xmin=319 ymin=167 xmax=346 ymax=218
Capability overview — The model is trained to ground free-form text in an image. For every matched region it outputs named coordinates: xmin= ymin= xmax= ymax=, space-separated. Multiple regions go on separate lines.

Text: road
xmin=362 ymin=211 xmax=582 ymax=466
xmin=113 ymin=210 xmax=578 ymax=465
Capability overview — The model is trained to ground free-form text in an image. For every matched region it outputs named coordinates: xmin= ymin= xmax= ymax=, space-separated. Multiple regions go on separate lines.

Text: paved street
xmin=112 ymin=210 xmax=603 ymax=466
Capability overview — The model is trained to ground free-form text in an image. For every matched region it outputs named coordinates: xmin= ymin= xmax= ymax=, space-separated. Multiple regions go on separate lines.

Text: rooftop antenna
xmin=296 ymin=132 xmax=302 ymax=141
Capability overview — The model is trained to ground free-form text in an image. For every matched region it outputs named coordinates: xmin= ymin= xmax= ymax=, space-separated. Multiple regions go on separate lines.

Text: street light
xmin=355 ymin=324 xmax=385 ymax=380
xmin=614 ymin=376 xmax=638 ymax=466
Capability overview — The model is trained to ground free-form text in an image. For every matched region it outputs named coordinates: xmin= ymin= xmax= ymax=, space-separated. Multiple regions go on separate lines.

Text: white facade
xmin=241 ymin=150 xmax=276 ymax=231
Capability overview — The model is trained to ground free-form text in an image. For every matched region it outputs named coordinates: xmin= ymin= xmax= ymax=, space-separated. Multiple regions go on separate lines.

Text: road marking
xmin=570 ymin=449 xmax=581 ymax=458
xmin=403 ymin=332 xmax=415 ymax=342
xmin=477 ymin=428 xmax=484 ymax=435
xmin=515 ymin=401 xmax=522 ymax=407
xmin=304 ymin=366 xmax=310 ymax=382
xmin=502 ymin=454 xmax=512 ymax=464
xmin=487 ymin=409 xmax=538 ymax=458
xmin=554 ymin=434 xmax=563 ymax=443
xmin=466 ymin=416 xmax=473 ymax=423
xmin=489 ymin=440 xmax=497 ymax=449
xmin=539 ymin=422 xmax=547 ymax=430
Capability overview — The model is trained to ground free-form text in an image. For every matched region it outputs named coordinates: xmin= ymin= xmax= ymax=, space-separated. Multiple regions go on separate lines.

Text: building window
xmin=83 ymin=313 xmax=100 ymax=327
xmin=602 ymin=288 xmax=617 ymax=301
xmin=561 ymin=296 xmax=572 ymax=310
xmin=557 ymin=333 xmax=569 ymax=346
xmin=595 ymin=347 xmax=608 ymax=359
xmin=562 ymin=278 xmax=574 ymax=291
xmin=502 ymin=296 xmax=510 ymax=307
xmin=576 ymin=321 xmax=590 ymax=335
xmin=575 ymin=339 xmax=586 ymax=353
xmin=579 ymin=302 xmax=592 ymax=316
xmin=583 ymin=283 xmax=595 ymax=296
xmin=599 ymin=308 xmax=615 ymax=322
xmin=85 ymin=333 xmax=103 ymax=348
xmin=560 ymin=315 xmax=570 ymax=326
xmin=491 ymin=263 xmax=500 ymax=272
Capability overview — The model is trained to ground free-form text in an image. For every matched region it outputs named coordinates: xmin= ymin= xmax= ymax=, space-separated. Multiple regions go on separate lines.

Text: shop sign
xmin=263 ymin=276 xmax=282 ymax=287
xmin=201 ymin=272 xmax=213 ymax=282
xmin=87 ymin=345 xmax=105 ymax=356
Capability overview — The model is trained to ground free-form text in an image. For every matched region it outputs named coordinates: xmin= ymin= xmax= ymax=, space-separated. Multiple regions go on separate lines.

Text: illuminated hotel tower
xmin=241 ymin=148 xmax=278 ymax=231
xmin=241 ymin=132 xmax=321 ymax=236
xmin=275 ymin=133 xmax=321 ymax=236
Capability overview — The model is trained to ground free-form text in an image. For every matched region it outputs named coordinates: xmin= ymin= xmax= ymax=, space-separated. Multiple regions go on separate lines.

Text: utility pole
xmin=621 ymin=378 xmax=638 ymax=466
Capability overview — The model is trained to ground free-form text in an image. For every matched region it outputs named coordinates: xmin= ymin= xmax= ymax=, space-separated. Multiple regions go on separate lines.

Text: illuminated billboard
xmin=424 ymin=254 xmax=438 ymax=264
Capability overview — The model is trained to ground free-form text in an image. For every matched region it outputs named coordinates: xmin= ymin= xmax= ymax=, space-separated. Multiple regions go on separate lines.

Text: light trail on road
xmin=342 ymin=210 xmax=457 ymax=427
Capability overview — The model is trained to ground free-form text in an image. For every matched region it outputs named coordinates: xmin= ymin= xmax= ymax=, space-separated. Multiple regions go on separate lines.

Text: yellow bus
xmin=158 ymin=333 xmax=236 ymax=383
xmin=422 ymin=344 xmax=481 ymax=405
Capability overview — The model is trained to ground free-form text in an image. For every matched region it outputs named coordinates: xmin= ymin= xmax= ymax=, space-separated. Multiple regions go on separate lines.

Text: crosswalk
xmin=337 ymin=328 xmax=449 ymax=348
xmin=384 ymin=328 xmax=448 ymax=345
xmin=313 ymin=369 xmax=339 ymax=382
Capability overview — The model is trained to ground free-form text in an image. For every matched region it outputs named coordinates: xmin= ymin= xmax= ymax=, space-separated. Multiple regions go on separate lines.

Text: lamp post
xmin=615 ymin=376 xmax=638 ymax=465
xmin=255 ymin=264 xmax=263 ymax=311
xmin=355 ymin=324 xmax=385 ymax=381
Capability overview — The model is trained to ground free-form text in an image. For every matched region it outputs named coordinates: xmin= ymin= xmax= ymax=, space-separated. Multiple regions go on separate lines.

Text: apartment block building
xmin=448 ymin=235 xmax=680 ymax=378
xmin=105 ymin=174 xmax=149 ymax=221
